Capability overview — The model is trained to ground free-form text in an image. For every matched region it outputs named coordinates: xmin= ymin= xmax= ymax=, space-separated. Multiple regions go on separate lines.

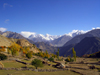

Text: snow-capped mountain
xmin=50 ymin=30 xmax=87 ymax=46
xmin=65 ymin=30 xmax=87 ymax=37
xmin=29 ymin=34 xmax=61 ymax=42
xmin=28 ymin=30 xmax=86 ymax=46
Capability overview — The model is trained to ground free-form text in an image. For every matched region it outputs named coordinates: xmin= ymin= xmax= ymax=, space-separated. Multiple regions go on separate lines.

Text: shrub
xmin=48 ymin=57 xmax=54 ymax=62
xmin=31 ymin=59 xmax=43 ymax=69
xmin=65 ymin=58 xmax=70 ymax=62
xmin=65 ymin=57 xmax=74 ymax=62
xmin=70 ymin=58 xmax=74 ymax=62
xmin=0 ymin=53 xmax=7 ymax=60
xmin=65 ymin=62 xmax=67 ymax=64
xmin=26 ymin=52 xmax=32 ymax=59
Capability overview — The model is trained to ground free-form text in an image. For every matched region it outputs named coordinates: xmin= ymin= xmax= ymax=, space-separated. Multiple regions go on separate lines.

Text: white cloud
xmin=92 ymin=27 xmax=100 ymax=30
xmin=96 ymin=27 xmax=100 ymax=29
xmin=92 ymin=27 xmax=95 ymax=30
xmin=0 ymin=27 xmax=7 ymax=32
xmin=20 ymin=31 xmax=36 ymax=38
xmin=4 ymin=19 xmax=9 ymax=23
xmin=3 ymin=3 xmax=13 ymax=8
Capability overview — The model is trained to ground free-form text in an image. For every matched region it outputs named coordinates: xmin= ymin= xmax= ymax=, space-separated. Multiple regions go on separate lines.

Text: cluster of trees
xmin=0 ymin=43 xmax=60 ymax=60
xmin=65 ymin=56 xmax=74 ymax=62
xmin=7 ymin=43 xmax=32 ymax=58
xmin=65 ymin=48 xmax=76 ymax=62
xmin=33 ymin=50 xmax=58 ymax=59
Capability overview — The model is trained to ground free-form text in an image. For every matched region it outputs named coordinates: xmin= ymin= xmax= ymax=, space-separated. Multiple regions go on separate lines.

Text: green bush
xmin=65 ymin=58 xmax=74 ymax=62
xmin=31 ymin=59 xmax=43 ymax=69
xmin=48 ymin=57 xmax=54 ymax=62
xmin=26 ymin=52 xmax=32 ymax=59
xmin=0 ymin=53 xmax=7 ymax=60
xmin=65 ymin=58 xmax=70 ymax=62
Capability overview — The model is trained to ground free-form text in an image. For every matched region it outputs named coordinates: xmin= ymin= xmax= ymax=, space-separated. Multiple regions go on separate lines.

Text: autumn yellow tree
xmin=9 ymin=42 xmax=21 ymax=56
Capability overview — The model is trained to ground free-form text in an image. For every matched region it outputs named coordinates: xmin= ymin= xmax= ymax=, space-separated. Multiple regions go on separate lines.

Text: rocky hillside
xmin=1 ymin=31 xmax=25 ymax=39
xmin=60 ymin=37 xmax=100 ymax=57
xmin=34 ymin=42 xmax=58 ymax=53
xmin=10 ymin=38 xmax=39 ymax=53
xmin=0 ymin=34 xmax=39 ymax=53
xmin=0 ymin=34 xmax=12 ymax=47
xmin=51 ymin=35 xmax=72 ymax=47
xmin=10 ymin=39 xmax=33 ymax=47
xmin=0 ymin=31 xmax=34 ymax=44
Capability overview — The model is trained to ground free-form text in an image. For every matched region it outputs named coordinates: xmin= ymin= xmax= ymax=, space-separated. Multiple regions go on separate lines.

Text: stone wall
xmin=0 ymin=68 xmax=68 ymax=72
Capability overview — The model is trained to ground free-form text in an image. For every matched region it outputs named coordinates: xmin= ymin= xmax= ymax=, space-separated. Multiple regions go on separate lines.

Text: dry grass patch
xmin=68 ymin=64 xmax=89 ymax=69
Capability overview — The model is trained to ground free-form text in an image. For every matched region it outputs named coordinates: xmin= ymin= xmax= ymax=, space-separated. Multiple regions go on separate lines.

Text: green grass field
xmin=1 ymin=56 xmax=100 ymax=75
xmin=0 ymin=60 xmax=57 ymax=69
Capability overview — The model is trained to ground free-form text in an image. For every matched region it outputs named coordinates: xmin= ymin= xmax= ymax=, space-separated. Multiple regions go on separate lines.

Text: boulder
xmin=60 ymin=63 xmax=65 ymax=69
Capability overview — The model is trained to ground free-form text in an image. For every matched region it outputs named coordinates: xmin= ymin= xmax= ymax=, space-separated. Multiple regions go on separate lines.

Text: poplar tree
xmin=56 ymin=48 xmax=59 ymax=59
xmin=72 ymin=48 xmax=76 ymax=61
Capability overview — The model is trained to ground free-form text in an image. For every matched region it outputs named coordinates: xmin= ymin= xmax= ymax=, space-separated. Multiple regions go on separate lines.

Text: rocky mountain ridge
xmin=60 ymin=37 xmax=100 ymax=57
xmin=64 ymin=29 xmax=100 ymax=46
xmin=0 ymin=34 xmax=39 ymax=53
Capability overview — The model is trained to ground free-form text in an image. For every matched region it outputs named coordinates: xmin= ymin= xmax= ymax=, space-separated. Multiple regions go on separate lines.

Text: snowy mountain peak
xmin=28 ymin=30 xmax=87 ymax=42
xmin=65 ymin=30 xmax=87 ymax=37
xmin=29 ymin=33 xmax=60 ymax=42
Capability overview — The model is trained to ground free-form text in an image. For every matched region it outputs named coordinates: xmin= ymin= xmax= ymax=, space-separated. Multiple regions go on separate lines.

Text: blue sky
xmin=0 ymin=0 xmax=100 ymax=36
